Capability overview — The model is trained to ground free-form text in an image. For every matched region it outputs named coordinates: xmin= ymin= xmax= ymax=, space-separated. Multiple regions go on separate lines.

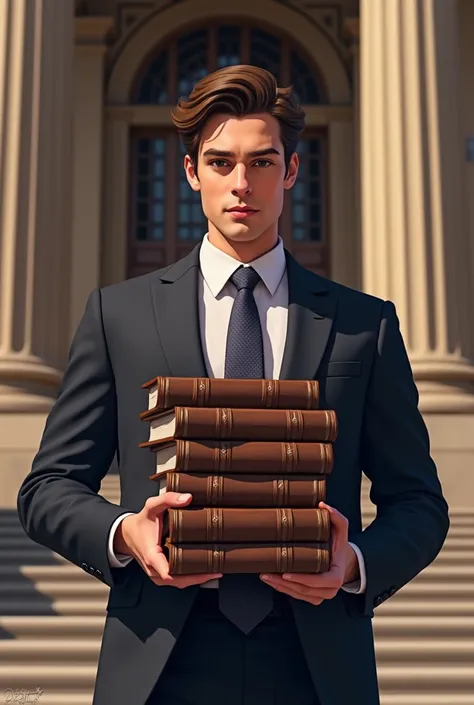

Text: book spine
xmin=173 ymin=407 xmax=338 ymax=442
xmin=165 ymin=473 xmax=326 ymax=507
xmin=168 ymin=507 xmax=331 ymax=543
xmin=165 ymin=542 xmax=331 ymax=574
xmin=144 ymin=377 xmax=320 ymax=411
xmin=174 ymin=440 xmax=334 ymax=475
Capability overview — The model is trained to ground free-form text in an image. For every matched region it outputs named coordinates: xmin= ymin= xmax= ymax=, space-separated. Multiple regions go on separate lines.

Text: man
xmin=17 ymin=65 xmax=449 ymax=705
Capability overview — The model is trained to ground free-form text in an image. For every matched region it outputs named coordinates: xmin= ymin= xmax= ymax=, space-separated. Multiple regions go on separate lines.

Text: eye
xmin=208 ymin=159 xmax=229 ymax=168
xmin=254 ymin=159 xmax=273 ymax=167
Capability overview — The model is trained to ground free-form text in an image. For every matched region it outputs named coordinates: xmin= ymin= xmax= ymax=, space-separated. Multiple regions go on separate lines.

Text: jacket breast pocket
xmin=327 ymin=361 xmax=362 ymax=378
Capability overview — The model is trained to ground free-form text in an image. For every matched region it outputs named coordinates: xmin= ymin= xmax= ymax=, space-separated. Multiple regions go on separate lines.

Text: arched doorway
xmin=127 ymin=22 xmax=329 ymax=278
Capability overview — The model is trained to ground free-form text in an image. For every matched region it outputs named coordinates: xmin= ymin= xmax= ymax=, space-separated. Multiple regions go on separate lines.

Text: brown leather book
xmin=164 ymin=539 xmax=331 ymax=574
xmin=166 ymin=507 xmax=331 ymax=543
xmin=146 ymin=439 xmax=334 ymax=478
xmin=140 ymin=406 xmax=338 ymax=444
xmin=141 ymin=376 xmax=320 ymax=412
xmin=156 ymin=472 xmax=327 ymax=507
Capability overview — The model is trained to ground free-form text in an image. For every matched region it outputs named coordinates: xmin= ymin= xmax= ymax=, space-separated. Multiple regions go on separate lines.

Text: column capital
xmin=75 ymin=16 xmax=114 ymax=53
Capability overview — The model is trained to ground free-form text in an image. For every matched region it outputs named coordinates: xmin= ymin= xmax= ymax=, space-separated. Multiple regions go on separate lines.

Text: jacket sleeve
xmin=347 ymin=300 xmax=450 ymax=617
xmin=16 ymin=288 xmax=135 ymax=590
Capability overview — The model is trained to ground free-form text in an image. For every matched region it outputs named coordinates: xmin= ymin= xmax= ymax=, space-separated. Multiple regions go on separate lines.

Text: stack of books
xmin=138 ymin=376 xmax=338 ymax=576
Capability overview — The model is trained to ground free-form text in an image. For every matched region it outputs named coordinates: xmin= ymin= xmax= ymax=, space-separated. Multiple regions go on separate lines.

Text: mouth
xmin=226 ymin=207 xmax=258 ymax=219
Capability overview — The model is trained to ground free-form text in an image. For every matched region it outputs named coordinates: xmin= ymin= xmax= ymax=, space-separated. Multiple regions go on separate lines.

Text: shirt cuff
xmin=107 ymin=512 xmax=136 ymax=568
xmin=341 ymin=542 xmax=367 ymax=594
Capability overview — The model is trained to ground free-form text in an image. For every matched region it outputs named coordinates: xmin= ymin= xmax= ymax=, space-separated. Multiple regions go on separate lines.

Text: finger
xmin=153 ymin=573 xmax=224 ymax=588
xmin=145 ymin=492 xmax=193 ymax=516
xmin=262 ymin=572 xmax=341 ymax=592
xmin=319 ymin=501 xmax=349 ymax=553
xmin=261 ymin=577 xmax=325 ymax=605
xmin=319 ymin=501 xmax=348 ymax=535
xmin=146 ymin=550 xmax=171 ymax=580
xmin=280 ymin=571 xmax=342 ymax=588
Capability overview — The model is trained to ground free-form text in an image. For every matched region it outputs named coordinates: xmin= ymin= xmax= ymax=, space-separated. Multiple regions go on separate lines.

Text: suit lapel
xmin=150 ymin=242 xmax=208 ymax=378
xmin=279 ymin=250 xmax=338 ymax=381
xmin=150 ymin=242 xmax=338 ymax=383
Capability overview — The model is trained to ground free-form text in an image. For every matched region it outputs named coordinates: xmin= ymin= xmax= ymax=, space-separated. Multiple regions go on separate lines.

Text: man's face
xmin=184 ymin=112 xmax=298 ymax=250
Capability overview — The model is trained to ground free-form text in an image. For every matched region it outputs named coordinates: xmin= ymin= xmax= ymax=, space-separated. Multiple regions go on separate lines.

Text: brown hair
xmin=170 ymin=64 xmax=306 ymax=179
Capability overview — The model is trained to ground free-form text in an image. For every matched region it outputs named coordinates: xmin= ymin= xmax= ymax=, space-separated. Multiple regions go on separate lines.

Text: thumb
xmin=145 ymin=491 xmax=192 ymax=514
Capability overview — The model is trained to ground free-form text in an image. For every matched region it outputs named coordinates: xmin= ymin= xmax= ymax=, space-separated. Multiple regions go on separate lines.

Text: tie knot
xmin=230 ymin=266 xmax=261 ymax=292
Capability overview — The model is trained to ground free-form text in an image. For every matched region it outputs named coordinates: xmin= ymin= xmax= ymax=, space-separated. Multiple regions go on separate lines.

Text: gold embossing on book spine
xmin=274 ymin=478 xmax=289 ymax=507
xmin=328 ymin=443 xmax=334 ymax=473
xmin=277 ymin=545 xmax=292 ymax=572
xmin=261 ymin=379 xmax=278 ymax=408
xmin=208 ymin=475 xmax=223 ymax=505
xmin=176 ymin=407 xmax=188 ymax=437
xmin=210 ymin=545 xmax=223 ymax=572
xmin=208 ymin=508 xmax=222 ymax=542
xmin=218 ymin=408 xmax=231 ymax=439
xmin=161 ymin=377 xmax=168 ymax=409
xmin=312 ymin=478 xmax=326 ymax=505
xmin=176 ymin=545 xmax=183 ymax=574
xmin=277 ymin=508 xmax=291 ymax=542
xmin=214 ymin=442 xmax=231 ymax=473
xmin=180 ymin=440 xmax=188 ymax=472
xmin=307 ymin=380 xmax=319 ymax=409
xmin=286 ymin=410 xmax=303 ymax=440
xmin=194 ymin=378 xmax=209 ymax=406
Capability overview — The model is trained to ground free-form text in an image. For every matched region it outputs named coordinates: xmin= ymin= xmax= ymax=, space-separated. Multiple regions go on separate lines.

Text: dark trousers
xmin=146 ymin=587 xmax=320 ymax=705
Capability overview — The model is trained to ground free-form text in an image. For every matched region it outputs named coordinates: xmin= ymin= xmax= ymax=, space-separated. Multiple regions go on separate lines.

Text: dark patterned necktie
xmin=218 ymin=265 xmax=274 ymax=633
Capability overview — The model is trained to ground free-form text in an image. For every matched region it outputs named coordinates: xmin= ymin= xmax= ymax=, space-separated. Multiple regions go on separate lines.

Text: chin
xmin=218 ymin=225 xmax=265 ymax=243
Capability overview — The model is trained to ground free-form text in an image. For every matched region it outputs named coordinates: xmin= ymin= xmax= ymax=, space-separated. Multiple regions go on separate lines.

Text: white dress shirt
xmin=107 ymin=233 xmax=366 ymax=593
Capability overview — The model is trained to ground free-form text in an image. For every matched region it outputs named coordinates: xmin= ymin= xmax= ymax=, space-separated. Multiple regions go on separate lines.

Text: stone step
xmin=382 ymin=697 xmax=474 ymax=705
xmin=375 ymin=599 xmax=474 ymax=617
xmin=376 ymin=665 xmax=474 ymax=691
xmin=0 ymin=616 xmax=105 ymax=638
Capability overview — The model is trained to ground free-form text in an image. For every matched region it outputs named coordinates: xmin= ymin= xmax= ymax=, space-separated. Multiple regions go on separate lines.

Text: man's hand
xmin=259 ymin=501 xmax=359 ymax=605
xmin=117 ymin=492 xmax=223 ymax=589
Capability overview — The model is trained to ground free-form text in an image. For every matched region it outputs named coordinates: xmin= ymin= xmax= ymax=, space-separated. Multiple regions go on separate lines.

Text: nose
xmin=231 ymin=163 xmax=251 ymax=197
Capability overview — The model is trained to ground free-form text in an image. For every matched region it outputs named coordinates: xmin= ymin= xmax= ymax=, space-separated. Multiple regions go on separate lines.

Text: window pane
xmin=132 ymin=136 xmax=166 ymax=242
xmin=290 ymin=50 xmax=321 ymax=104
xmin=136 ymin=50 xmax=169 ymax=104
xmin=218 ymin=26 xmax=241 ymax=67
xmin=291 ymin=137 xmax=324 ymax=242
xmin=250 ymin=28 xmax=281 ymax=82
xmin=177 ymin=28 xmax=208 ymax=97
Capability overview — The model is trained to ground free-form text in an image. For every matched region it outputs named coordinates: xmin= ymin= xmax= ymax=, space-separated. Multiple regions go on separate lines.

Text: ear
xmin=184 ymin=154 xmax=200 ymax=192
xmin=283 ymin=152 xmax=299 ymax=190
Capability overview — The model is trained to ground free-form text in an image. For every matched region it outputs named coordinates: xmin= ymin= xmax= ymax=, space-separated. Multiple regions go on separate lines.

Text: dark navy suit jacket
xmin=17 ymin=242 xmax=449 ymax=705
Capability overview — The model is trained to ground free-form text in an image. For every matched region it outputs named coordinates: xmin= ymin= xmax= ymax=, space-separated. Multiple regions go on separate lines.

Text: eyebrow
xmin=201 ymin=148 xmax=281 ymax=158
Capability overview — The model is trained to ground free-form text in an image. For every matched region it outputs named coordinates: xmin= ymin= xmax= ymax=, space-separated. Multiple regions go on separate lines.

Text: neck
xmin=207 ymin=226 xmax=279 ymax=263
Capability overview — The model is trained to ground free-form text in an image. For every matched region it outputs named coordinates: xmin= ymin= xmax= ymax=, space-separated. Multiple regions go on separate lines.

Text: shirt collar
xmin=199 ymin=232 xmax=286 ymax=298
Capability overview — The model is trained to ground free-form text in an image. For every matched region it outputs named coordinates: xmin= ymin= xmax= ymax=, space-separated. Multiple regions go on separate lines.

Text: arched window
xmin=128 ymin=22 xmax=329 ymax=277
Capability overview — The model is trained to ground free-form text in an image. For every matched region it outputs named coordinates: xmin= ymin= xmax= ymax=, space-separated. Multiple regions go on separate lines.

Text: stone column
xmin=71 ymin=16 xmax=113 ymax=338
xmin=0 ymin=0 xmax=75 ymax=413
xmin=360 ymin=0 xmax=474 ymax=412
